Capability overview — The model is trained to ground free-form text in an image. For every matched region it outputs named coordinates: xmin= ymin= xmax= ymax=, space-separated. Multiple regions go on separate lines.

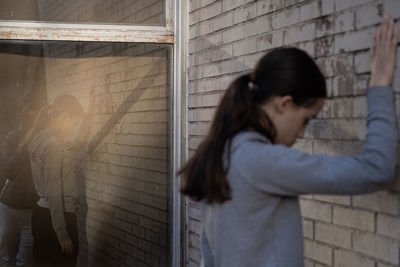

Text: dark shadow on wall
xmin=76 ymin=60 xmax=162 ymax=267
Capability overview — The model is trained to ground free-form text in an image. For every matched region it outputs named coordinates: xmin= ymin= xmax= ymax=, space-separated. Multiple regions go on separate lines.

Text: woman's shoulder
xmin=29 ymin=130 xmax=65 ymax=158
xmin=230 ymin=131 xmax=280 ymax=157
xmin=231 ymin=131 xmax=271 ymax=151
xmin=230 ymin=131 xmax=299 ymax=168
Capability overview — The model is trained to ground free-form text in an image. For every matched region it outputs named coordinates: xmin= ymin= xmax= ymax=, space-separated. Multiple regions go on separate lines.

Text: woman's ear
xmin=275 ymin=95 xmax=294 ymax=114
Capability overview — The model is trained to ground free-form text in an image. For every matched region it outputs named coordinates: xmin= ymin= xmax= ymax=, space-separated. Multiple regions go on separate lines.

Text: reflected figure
xmin=28 ymin=93 xmax=93 ymax=267
xmin=0 ymin=96 xmax=40 ymax=267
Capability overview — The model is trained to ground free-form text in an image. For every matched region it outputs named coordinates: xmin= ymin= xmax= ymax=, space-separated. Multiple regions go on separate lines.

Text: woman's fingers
xmin=392 ymin=28 xmax=399 ymax=47
xmin=60 ymin=239 xmax=74 ymax=256
xmin=67 ymin=244 xmax=73 ymax=255
xmin=369 ymin=14 xmax=398 ymax=87
xmin=374 ymin=24 xmax=379 ymax=45
xmin=386 ymin=17 xmax=394 ymax=45
xmin=376 ymin=23 xmax=383 ymax=45
xmin=380 ymin=16 xmax=388 ymax=44
xmin=64 ymin=243 xmax=73 ymax=255
xmin=371 ymin=45 xmax=376 ymax=59
xmin=376 ymin=15 xmax=396 ymax=49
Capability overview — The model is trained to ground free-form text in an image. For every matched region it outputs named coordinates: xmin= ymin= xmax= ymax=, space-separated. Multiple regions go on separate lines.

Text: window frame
xmin=0 ymin=0 xmax=175 ymax=43
xmin=0 ymin=0 xmax=184 ymax=266
xmin=0 ymin=21 xmax=174 ymax=43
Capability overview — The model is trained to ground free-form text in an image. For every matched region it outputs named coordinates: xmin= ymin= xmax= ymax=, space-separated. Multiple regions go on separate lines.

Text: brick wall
xmin=38 ymin=0 xmax=163 ymax=25
xmin=44 ymin=42 xmax=172 ymax=267
xmin=186 ymin=0 xmax=400 ymax=266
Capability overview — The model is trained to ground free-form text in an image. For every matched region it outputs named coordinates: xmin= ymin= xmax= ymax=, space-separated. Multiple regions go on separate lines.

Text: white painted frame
xmin=0 ymin=21 xmax=174 ymax=43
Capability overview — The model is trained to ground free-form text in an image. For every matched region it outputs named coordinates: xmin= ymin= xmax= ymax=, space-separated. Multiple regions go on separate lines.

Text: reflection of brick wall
xmin=38 ymin=0 xmax=163 ymax=25
xmin=187 ymin=1 xmax=400 ymax=266
xmin=44 ymin=43 xmax=171 ymax=267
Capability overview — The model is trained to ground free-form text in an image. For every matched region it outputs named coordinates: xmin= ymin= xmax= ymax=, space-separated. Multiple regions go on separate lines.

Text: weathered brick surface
xmin=333 ymin=206 xmax=375 ymax=232
xmin=304 ymin=239 xmax=333 ymax=265
xmin=187 ymin=0 xmax=400 ymax=266
xmin=38 ymin=0 xmax=163 ymax=25
xmin=353 ymin=232 xmax=399 ymax=265
xmin=44 ymin=42 xmax=171 ymax=267
xmin=303 ymin=219 xmax=314 ymax=239
xmin=315 ymin=222 xmax=352 ymax=249
xmin=334 ymin=249 xmax=375 ymax=267
xmin=300 ymin=198 xmax=332 ymax=223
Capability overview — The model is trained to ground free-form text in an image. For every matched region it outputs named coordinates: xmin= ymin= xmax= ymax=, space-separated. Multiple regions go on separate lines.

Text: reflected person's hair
xmin=179 ymin=47 xmax=327 ymax=203
xmin=25 ymin=94 xmax=84 ymax=146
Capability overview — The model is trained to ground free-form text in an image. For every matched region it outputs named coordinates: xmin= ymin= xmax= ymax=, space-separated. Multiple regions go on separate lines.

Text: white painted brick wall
xmin=315 ymin=222 xmax=352 ymax=249
xmin=300 ymin=1 xmax=321 ymax=21
xmin=303 ymin=219 xmax=314 ymax=239
xmin=355 ymin=2 xmax=383 ymax=29
xmin=333 ymin=206 xmax=375 ymax=231
xmin=334 ymin=250 xmax=375 ymax=267
xmin=233 ymin=3 xmax=258 ymax=24
xmin=353 ymin=232 xmax=399 ymax=264
xmin=334 ymin=11 xmax=355 ymax=34
xmin=304 ymin=239 xmax=333 ymax=265
xmin=300 ymin=198 xmax=332 ymax=223
xmin=186 ymin=0 xmax=400 ymax=266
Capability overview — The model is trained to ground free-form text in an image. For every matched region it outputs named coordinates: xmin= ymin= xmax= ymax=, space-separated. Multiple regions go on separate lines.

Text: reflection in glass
xmin=0 ymin=41 xmax=172 ymax=267
xmin=0 ymin=0 xmax=165 ymax=26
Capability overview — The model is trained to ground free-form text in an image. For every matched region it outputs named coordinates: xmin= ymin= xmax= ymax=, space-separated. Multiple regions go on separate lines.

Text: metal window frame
xmin=0 ymin=21 xmax=174 ymax=43
xmin=0 ymin=0 xmax=184 ymax=266
xmin=172 ymin=0 xmax=185 ymax=265
xmin=0 ymin=0 xmax=175 ymax=43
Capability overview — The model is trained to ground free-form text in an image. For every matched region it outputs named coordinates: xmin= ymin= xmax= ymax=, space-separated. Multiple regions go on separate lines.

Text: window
xmin=0 ymin=1 xmax=183 ymax=266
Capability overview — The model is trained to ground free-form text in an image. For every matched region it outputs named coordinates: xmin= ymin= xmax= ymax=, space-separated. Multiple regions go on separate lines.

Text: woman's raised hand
xmin=370 ymin=14 xmax=399 ymax=87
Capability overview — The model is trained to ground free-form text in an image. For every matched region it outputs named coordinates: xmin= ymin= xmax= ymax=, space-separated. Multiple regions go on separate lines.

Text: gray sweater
xmin=29 ymin=130 xmax=80 ymax=242
xmin=200 ymin=86 xmax=398 ymax=267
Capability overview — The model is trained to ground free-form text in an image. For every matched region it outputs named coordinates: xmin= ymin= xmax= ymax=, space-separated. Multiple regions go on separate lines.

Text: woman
xmin=28 ymin=93 xmax=93 ymax=267
xmin=179 ymin=15 xmax=398 ymax=267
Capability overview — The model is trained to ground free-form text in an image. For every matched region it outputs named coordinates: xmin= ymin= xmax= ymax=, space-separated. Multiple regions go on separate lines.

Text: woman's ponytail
xmin=179 ymin=73 xmax=274 ymax=203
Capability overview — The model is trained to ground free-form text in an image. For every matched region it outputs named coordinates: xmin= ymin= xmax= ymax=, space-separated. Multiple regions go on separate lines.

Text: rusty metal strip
xmin=0 ymin=21 xmax=175 ymax=43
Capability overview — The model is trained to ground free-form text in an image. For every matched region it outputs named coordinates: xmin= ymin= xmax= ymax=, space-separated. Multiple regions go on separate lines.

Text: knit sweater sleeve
xmin=44 ymin=139 xmax=70 ymax=242
xmin=233 ymin=86 xmax=398 ymax=196
xmin=201 ymin=226 xmax=215 ymax=267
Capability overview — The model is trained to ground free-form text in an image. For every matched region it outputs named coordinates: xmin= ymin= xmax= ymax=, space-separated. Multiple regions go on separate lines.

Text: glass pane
xmin=0 ymin=41 xmax=172 ymax=266
xmin=0 ymin=0 xmax=165 ymax=26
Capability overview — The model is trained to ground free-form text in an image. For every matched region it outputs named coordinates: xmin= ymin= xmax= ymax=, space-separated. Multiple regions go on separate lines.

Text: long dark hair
xmin=179 ymin=47 xmax=327 ymax=203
